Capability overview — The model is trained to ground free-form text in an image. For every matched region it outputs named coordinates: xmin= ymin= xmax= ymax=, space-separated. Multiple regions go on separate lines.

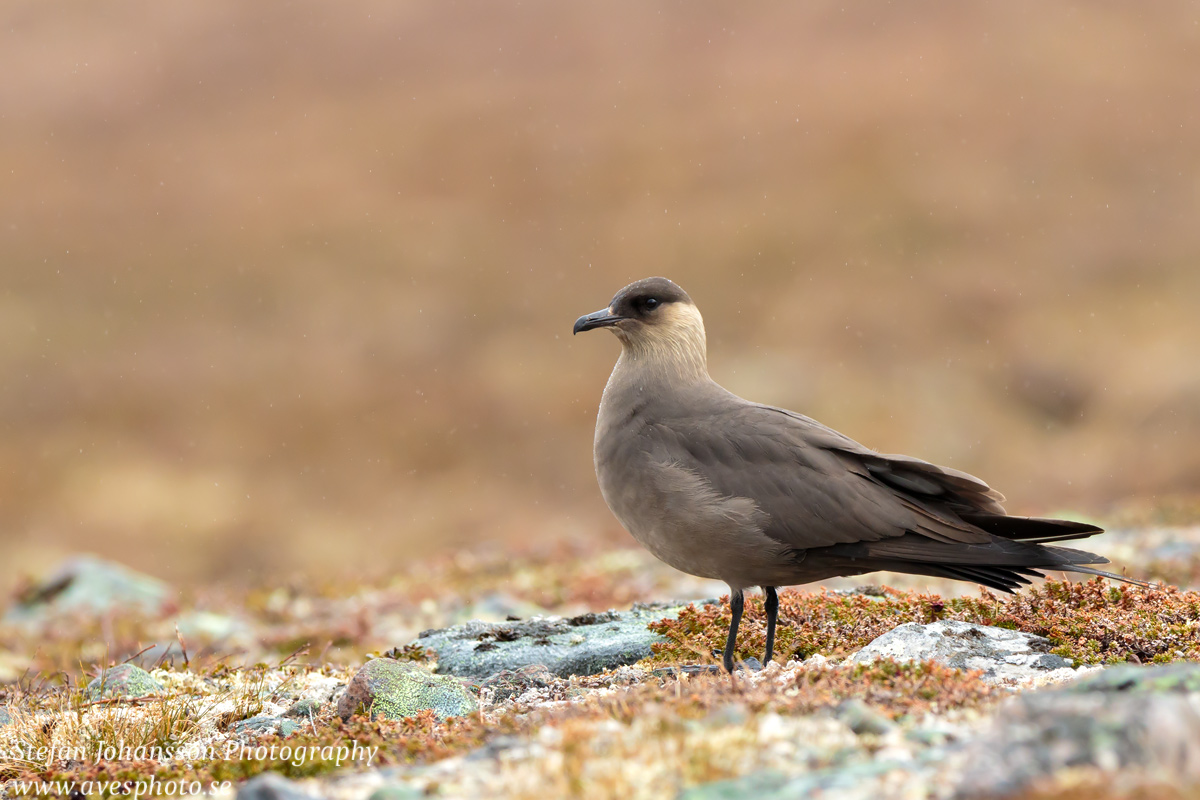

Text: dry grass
xmin=0 ymin=685 xmax=208 ymax=783
xmin=0 ymin=698 xmax=199 ymax=779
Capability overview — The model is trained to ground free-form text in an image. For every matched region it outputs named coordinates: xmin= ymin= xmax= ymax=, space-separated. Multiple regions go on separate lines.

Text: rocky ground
xmin=2 ymin=524 xmax=1200 ymax=799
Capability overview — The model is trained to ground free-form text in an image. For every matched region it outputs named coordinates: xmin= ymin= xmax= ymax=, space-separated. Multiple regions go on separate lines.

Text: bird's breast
xmin=594 ymin=414 xmax=785 ymax=585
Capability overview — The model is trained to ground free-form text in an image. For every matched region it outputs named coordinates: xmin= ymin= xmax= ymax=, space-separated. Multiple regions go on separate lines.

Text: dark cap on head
xmin=610 ymin=277 xmax=691 ymax=310
xmin=573 ymin=277 xmax=693 ymax=334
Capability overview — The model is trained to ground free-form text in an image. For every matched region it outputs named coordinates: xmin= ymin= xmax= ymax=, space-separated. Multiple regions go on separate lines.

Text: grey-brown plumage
xmin=573 ymin=277 xmax=1139 ymax=673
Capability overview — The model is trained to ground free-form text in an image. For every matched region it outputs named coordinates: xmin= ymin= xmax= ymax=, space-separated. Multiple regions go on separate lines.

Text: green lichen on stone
xmin=1065 ymin=662 xmax=1200 ymax=694
xmin=234 ymin=715 xmax=299 ymax=737
xmin=85 ymin=663 xmax=165 ymax=700
xmin=678 ymin=771 xmax=789 ymax=800
xmin=417 ymin=604 xmax=691 ymax=679
xmin=366 ymin=785 xmax=425 ymax=800
xmin=351 ymin=659 xmax=477 ymax=721
xmin=283 ymin=698 xmax=322 ymax=718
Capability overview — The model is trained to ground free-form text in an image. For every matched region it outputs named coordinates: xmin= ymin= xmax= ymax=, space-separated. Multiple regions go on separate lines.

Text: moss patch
xmin=645 ymin=578 xmax=1200 ymax=667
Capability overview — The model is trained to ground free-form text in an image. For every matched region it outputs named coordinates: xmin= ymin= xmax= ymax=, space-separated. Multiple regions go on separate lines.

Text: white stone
xmin=847 ymin=620 xmax=1072 ymax=683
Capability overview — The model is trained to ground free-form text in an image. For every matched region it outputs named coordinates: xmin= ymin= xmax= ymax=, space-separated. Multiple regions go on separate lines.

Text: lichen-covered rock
xmin=953 ymin=679 xmax=1200 ymax=798
xmin=1065 ymin=661 xmax=1200 ymax=694
xmin=678 ymin=770 xmax=789 ymax=800
xmin=4 ymin=555 xmax=170 ymax=625
xmin=234 ymin=715 xmax=298 ymax=737
xmin=366 ymin=785 xmax=424 ymax=800
xmin=833 ymin=698 xmax=896 ymax=736
xmin=847 ymin=620 xmax=1072 ymax=682
xmin=680 ymin=758 xmax=926 ymax=800
xmin=416 ymin=602 xmax=693 ymax=679
xmin=235 ymin=771 xmax=314 ymax=800
xmin=85 ymin=663 xmax=164 ymax=700
xmin=479 ymin=664 xmax=557 ymax=703
xmin=338 ymin=658 xmax=477 ymax=721
xmin=283 ymin=699 xmax=322 ymax=719
xmin=0 ymin=706 xmax=10 ymax=727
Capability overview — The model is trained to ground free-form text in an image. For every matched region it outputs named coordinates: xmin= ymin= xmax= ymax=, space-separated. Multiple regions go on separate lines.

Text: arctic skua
xmin=574 ymin=277 xmax=1138 ymax=673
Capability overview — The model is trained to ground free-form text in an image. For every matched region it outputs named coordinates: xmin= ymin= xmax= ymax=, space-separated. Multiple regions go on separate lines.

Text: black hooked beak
xmin=573 ymin=307 xmax=625 ymax=335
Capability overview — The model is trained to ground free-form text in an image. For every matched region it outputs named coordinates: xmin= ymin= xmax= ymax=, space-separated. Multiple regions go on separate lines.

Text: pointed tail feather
xmin=960 ymin=512 xmax=1103 ymax=544
xmin=814 ymin=531 xmax=1153 ymax=594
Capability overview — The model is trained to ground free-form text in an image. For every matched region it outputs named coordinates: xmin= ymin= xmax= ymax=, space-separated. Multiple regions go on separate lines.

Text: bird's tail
xmin=915 ymin=556 xmax=1150 ymax=594
xmin=816 ymin=523 xmax=1150 ymax=594
xmin=958 ymin=512 xmax=1104 ymax=544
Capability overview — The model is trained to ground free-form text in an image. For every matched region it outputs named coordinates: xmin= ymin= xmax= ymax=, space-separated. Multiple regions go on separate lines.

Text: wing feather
xmin=646 ymin=398 xmax=1002 ymax=551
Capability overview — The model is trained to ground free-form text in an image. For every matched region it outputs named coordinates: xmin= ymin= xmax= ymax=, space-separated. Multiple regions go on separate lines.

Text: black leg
xmin=763 ymin=586 xmax=778 ymax=665
xmin=723 ymin=589 xmax=744 ymax=673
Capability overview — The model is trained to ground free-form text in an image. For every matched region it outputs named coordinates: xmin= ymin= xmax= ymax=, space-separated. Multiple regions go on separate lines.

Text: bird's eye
xmin=643 ymin=297 xmax=660 ymax=310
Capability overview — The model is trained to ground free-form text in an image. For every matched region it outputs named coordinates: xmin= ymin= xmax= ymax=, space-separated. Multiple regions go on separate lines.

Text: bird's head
xmin=573 ymin=277 xmax=708 ymax=377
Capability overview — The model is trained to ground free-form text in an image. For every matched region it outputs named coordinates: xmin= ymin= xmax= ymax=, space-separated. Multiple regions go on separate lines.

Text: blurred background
xmin=2 ymin=2 xmax=1198 ymax=593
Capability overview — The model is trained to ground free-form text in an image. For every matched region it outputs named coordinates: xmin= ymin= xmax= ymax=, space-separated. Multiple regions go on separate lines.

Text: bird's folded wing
xmin=648 ymin=401 xmax=1007 ymax=551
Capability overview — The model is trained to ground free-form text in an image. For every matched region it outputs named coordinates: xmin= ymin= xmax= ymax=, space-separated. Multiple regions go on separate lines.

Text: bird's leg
xmin=763 ymin=586 xmax=778 ymax=665
xmin=723 ymin=589 xmax=745 ymax=674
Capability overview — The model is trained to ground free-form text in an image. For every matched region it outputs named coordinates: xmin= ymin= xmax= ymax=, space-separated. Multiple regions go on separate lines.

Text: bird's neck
xmin=615 ymin=303 xmax=710 ymax=386
xmin=614 ymin=345 xmax=709 ymax=388
xmin=599 ymin=346 xmax=713 ymax=444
